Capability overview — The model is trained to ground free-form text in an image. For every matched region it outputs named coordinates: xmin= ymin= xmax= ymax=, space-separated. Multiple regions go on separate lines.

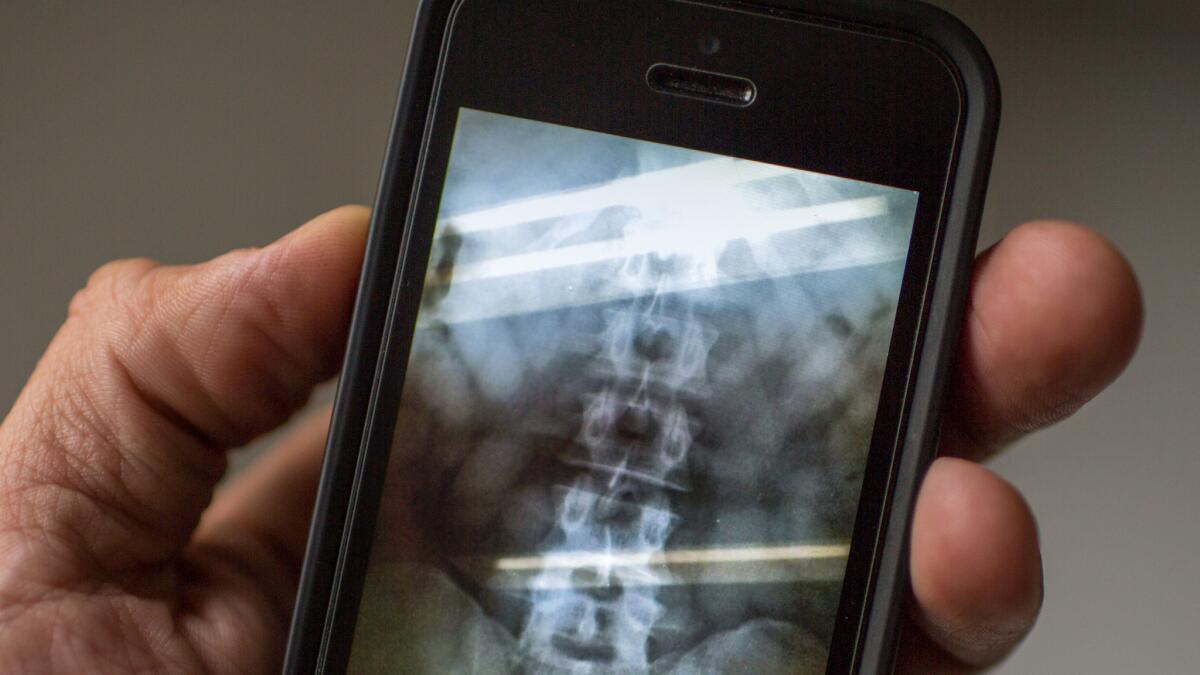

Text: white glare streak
xmin=440 ymin=158 xmax=797 ymax=234
xmin=495 ymin=544 xmax=851 ymax=571
xmin=437 ymin=196 xmax=889 ymax=285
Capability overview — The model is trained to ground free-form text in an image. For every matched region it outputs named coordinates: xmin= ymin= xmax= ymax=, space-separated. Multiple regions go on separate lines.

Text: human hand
xmin=0 ymin=207 xmax=1139 ymax=673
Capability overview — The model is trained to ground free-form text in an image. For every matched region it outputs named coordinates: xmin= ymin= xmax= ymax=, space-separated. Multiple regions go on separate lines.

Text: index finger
xmin=944 ymin=219 xmax=1142 ymax=459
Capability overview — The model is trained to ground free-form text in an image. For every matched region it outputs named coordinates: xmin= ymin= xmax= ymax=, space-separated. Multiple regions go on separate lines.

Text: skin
xmin=0 ymin=206 xmax=1142 ymax=673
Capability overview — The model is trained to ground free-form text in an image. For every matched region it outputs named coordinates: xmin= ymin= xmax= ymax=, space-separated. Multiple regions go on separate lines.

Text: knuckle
xmin=68 ymin=258 xmax=160 ymax=320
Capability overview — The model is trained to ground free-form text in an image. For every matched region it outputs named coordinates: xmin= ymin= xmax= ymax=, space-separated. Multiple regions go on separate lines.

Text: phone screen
xmin=347 ymin=108 xmax=919 ymax=674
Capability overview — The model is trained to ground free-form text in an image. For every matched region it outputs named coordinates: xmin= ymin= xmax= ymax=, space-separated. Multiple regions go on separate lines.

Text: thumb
xmin=0 ymin=206 xmax=368 ymax=586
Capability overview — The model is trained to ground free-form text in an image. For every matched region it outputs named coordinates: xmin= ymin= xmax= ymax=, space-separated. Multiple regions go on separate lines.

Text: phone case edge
xmin=282 ymin=1 xmax=459 ymax=671
xmin=843 ymin=4 xmax=1002 ymax=674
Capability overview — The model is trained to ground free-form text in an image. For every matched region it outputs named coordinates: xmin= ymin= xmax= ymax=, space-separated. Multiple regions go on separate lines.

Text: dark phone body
xmin=285 ymin=1 xmax=999 ymax=673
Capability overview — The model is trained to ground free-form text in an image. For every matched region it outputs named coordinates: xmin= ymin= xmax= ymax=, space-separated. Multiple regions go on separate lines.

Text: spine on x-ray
xmin=518 ymin=261 xmax=716 ymax=673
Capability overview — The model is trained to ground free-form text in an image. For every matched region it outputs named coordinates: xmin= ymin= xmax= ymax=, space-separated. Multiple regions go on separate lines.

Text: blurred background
xmin=0 ymin=2 xmax=1195 ymax=672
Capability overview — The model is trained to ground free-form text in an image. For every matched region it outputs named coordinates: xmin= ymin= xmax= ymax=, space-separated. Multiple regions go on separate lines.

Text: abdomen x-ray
xmin=348 ymin=108 xmax=919 ymax=674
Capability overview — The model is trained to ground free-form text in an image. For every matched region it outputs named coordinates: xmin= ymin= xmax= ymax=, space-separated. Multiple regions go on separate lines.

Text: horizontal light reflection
xmin=462 ymin=544 xmax=852 ymax=590
xmin=439 ymin=157 xmax=798 ymax=234
xmin=495 ymin=544 xmax=851 ymax=570
xmin=436 ymin=196 xmax=890 ymax=285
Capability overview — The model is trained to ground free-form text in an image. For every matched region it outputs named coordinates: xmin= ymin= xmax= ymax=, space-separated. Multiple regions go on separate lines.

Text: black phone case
xmin=283 ymin=1 xmax=999 ymax=673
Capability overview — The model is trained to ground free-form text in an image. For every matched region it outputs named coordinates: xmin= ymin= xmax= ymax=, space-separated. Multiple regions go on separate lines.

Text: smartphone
xmin=285 ymin=1 xmax=999 ymax=672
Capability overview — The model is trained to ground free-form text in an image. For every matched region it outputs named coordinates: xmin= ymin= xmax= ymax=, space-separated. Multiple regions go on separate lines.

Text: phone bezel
xmin=285 ymin=1 xmax=1000 ymax=673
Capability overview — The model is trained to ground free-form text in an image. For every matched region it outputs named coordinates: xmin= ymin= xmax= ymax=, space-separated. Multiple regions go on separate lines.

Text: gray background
xmin=1 ymin=2 xmax=1195 ymax=672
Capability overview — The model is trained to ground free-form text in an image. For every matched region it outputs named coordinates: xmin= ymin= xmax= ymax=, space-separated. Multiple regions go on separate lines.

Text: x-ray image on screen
xmin=348 ymin=108 xmax=919 ymax=674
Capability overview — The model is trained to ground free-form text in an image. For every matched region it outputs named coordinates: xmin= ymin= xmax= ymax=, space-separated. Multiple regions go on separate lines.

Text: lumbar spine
xmin=518 ymin=260 xmax=716 ymax=673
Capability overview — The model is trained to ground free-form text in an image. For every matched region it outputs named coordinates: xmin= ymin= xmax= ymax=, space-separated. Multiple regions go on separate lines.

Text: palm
xmin=0 ymin=554 xmax=268 ymax=672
